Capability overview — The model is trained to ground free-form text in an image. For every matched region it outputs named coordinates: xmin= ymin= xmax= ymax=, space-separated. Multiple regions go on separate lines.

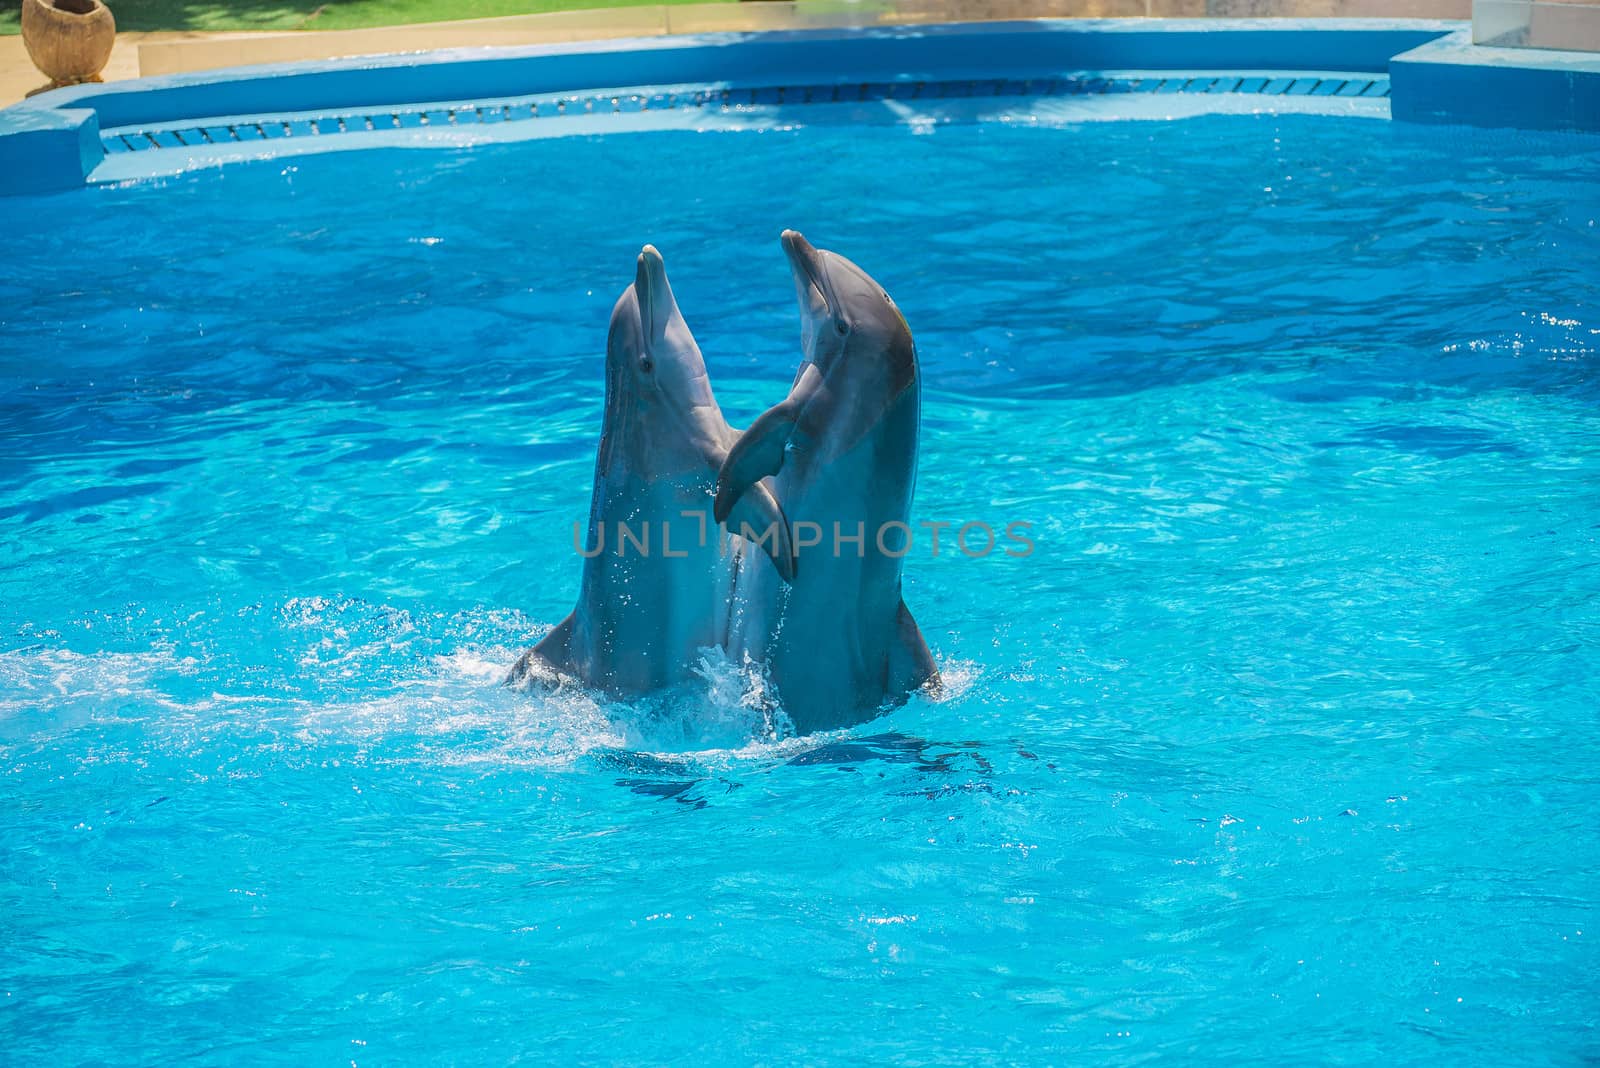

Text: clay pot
xmin=21 ymin=0 xmax=116 ymax=89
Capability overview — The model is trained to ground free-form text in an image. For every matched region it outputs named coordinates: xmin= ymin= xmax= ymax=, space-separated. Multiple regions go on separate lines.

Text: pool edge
xmin=5 ymin=17 xmax=1594 ymax=197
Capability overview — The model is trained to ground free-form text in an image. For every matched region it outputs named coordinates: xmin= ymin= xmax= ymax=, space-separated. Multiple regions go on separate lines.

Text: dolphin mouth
xmin=636 ymin=244 xmax=672 ymax=348
xmin=781 ymin=229 xmax=832 ymax=324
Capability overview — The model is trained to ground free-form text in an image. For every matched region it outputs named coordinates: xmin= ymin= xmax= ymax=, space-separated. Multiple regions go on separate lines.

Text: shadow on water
xmin=1313 ymin=422 xmax=1525 ymax=460
xmin=584 ymin=747 xmax=723 ymax=810
xmin=786 ymin=732 xmax=991 ymax=775
xmin=588 ymin=732 xmax=1006 ymax=809
xmin=613 ymin=778 xmax=730 ymax=810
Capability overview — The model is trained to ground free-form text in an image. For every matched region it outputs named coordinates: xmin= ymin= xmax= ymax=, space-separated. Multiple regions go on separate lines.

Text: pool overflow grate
xmin=99 ymin=74 xmax=1391 ymax=155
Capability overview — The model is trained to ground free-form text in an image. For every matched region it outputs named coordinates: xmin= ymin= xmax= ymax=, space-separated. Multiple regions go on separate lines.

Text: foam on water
xmin=1 ymin=602 xmax=828 ymax=771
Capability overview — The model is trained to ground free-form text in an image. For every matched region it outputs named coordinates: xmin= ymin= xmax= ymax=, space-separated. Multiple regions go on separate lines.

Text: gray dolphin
xmin=507 ymin=246 xmax=795 ymax=696
xmin=714 ymin=230 xmax=940 ymax=733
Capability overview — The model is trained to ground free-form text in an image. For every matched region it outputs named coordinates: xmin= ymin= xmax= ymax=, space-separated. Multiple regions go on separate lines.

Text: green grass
xmin=0 ymin=0 xmax=734 ymax=35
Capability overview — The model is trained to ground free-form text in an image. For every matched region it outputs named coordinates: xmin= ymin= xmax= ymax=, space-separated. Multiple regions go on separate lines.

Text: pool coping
xmin=2 ymin=17 xmax=1597 ymax=196
xmin=87 ymin=74 xmax=1400 ymax=185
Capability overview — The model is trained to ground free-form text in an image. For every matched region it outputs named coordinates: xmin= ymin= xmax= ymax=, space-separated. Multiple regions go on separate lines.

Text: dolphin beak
xmin=636 ymin=244 xmax=672 ymax=347
xmin=781 ymin=229 xmax=832 ymax=324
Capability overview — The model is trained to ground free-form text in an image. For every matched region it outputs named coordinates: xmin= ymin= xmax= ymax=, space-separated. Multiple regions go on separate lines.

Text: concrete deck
xmin=0 ymin=31 xmax=224 ymax=107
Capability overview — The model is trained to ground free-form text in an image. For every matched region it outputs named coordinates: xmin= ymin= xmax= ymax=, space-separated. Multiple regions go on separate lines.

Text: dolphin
xmin=714 ymin=230 xmax=940 ymax=733
xmin=507 ymin=245 xmax=795 ymax=696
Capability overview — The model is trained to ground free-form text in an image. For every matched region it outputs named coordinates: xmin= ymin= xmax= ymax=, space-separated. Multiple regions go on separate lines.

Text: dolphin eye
xmin=834 ymin=319 xmax=849 ymax=337
xmin=640 ymin=356 xmax=654 ymax=374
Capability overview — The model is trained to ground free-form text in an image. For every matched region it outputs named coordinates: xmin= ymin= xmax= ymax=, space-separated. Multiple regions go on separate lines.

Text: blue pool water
xmin=3 ymin=114 xmax=1598 ymax=1063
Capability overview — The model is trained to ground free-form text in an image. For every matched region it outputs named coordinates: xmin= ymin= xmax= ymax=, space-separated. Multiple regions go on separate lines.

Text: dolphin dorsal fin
xmin=505 ymin=611 xmax=577 ymax=690
xmin=887 ymin=599 xmax=941 ymax=698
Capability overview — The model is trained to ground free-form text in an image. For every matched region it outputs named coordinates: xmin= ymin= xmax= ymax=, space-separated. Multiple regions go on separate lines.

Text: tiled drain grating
xmin=100 ymin=73 xmax=1391 ymax=154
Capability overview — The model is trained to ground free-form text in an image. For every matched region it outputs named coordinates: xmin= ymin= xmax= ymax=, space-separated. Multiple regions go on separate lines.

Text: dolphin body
xmin=507 ymin=246 xmax=794 ymax=696
xmin=715 ymin=231 xmax=940 ymax=733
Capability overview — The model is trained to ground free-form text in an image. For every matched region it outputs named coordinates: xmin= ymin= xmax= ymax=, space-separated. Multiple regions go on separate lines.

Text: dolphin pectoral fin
xmin=714 ymin=363 xmax=825 ymax=523
xmin=713 ymin=402 xmax=799 ymax=524
xmin=505 ymin=612 xmax=577 ymax=691
xmin=888 ymin=600 xmax=942 ymax=699
xmin=725 ymin=479 xmax=797 ymax=582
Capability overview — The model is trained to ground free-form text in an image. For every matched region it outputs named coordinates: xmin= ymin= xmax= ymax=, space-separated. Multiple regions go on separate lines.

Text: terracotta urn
xmin=21 ymin=0 xmax=116 ymax=90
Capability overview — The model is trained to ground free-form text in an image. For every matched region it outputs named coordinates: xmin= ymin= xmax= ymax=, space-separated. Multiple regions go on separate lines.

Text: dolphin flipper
xmin=714 ymin=401 xmax=800 ymax=525
xmin=505 ymin=612 xmax=577 ymax=690
xmin=714 ymin=364 xmax=826 ymax=524
xmin=724 ymin=479 xmax=797 ymax=582
xmin=888 ymin=599 xmax=942 ymax=699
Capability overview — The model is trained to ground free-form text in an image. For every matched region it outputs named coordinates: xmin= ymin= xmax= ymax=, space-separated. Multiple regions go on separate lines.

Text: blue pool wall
xmin=1390 ymin=28 xmax=1600 ymax=131
xmin=1 ymin=18 xmax=1596 ymax=196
